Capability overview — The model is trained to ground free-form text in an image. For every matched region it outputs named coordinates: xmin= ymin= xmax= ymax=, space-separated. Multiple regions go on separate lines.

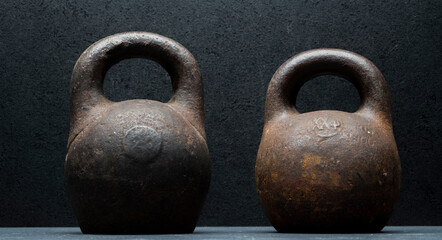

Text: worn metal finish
xmin=65 ymin=32 xmax=211 ymax=234
xmin=255 ymin=49 xmax=401 ymax=233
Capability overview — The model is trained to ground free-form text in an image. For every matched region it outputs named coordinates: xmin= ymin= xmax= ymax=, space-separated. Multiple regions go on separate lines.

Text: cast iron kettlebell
xmin=256 ymin=49 xmax=401 ymax=233
xmin=65 ymin=32 xmax=211 ymax=234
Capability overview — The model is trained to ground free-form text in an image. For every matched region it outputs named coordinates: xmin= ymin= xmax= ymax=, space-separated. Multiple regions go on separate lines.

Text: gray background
xmin=0 ymin=0 xmax=441 ymax=226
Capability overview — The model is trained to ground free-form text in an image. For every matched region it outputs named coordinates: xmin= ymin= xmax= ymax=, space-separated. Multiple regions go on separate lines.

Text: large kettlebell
xmin=256 ymin=49 xmax=401 ymax=233
xmin=65 ymin=32 xmax=211 ymax=234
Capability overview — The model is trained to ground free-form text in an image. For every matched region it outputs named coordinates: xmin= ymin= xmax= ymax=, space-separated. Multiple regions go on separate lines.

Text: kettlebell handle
xmin=70 ymin=32 xmax=204 ymax=122
xmin=265 ymin=49 xmax=392 ymax=123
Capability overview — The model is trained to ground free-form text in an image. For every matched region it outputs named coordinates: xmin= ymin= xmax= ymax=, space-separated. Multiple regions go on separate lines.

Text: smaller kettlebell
xmin=65 ymin=32 xmax=211 ymax=234
xmin=256 ymin=49 xmax=401 ymax=233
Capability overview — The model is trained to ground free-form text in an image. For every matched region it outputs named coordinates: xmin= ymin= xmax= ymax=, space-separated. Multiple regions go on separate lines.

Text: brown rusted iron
xmin=255 ymin=49 xmax=401 ymax=233
xmin=65 ymin=32 xmax=211 ymax=234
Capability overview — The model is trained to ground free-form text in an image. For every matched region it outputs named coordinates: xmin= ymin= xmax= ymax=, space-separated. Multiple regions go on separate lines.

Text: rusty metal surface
xmin=65 ymin=32 xmax=211 ymax=234
xmin=255 ymin=49 xmax=401 ymax=233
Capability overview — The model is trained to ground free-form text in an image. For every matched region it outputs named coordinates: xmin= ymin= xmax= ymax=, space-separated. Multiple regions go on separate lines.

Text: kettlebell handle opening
xmin=265 ymin=49 xmax=392 ymax=124
xmin=70 ymin=32 xmax=204 ymax=120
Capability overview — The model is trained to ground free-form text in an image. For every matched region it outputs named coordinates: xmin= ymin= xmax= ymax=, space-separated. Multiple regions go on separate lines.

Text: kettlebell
xmin=65 ymin=32 xmax=211 ymax=234
xmin=255 ymin=49 xmax=401 ymax=233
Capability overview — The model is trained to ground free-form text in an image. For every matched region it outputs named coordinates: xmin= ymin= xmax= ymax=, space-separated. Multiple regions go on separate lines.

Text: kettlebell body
xmin=65 ymin=32 xmax=210 ymax=234
xmin=256 ymin=49 xmax=401 ymax=233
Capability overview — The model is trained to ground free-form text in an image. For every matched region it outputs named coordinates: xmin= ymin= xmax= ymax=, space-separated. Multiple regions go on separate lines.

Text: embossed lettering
xmin=313 ymin=117 xmax=342 ymax=138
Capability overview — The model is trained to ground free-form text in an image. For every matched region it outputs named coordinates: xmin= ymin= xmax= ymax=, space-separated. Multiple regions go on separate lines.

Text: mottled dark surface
xmin=0 ymin=0 xmax=440 ymax=226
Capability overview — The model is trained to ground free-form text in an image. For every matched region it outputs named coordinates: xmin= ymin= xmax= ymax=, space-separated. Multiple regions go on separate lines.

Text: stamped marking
xmin=123 ymin=126 xmax=162 ymax=162
xmin=312 ymin=117 xmax=342 ymax=138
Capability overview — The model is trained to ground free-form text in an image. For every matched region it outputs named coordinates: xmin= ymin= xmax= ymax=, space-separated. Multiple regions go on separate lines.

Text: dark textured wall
xmin=0 ymin=0 xmax=441 ymax=226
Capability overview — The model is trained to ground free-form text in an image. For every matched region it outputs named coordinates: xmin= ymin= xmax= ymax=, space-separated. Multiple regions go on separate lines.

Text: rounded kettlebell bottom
xmin=66 ymin=101 xmax=210 ymax=234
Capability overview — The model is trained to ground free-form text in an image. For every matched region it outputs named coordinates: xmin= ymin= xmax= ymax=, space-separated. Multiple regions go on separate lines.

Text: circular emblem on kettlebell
xmin=312 ymin=117 xmax=342 ymax=138
xmin=123 ymin=126 xmax=162 ymax=162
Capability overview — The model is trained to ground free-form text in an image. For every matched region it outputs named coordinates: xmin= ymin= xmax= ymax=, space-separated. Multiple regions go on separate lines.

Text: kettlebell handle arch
xmin=70 ymin=32 xmax=203 ymax=119
xmin=265 ymin=49 xmax=392 ymax=124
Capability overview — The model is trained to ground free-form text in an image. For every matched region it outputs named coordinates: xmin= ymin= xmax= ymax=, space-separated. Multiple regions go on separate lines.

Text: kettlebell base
xmin=79 ymin=225 xmax=196 ymax=235
xmin=274 ymin=224 xmax=385 ymax=233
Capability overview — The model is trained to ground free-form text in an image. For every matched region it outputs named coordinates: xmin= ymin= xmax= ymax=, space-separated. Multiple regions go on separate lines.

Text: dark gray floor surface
xmin=0 ymin=227 xmax=441 ymax=240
